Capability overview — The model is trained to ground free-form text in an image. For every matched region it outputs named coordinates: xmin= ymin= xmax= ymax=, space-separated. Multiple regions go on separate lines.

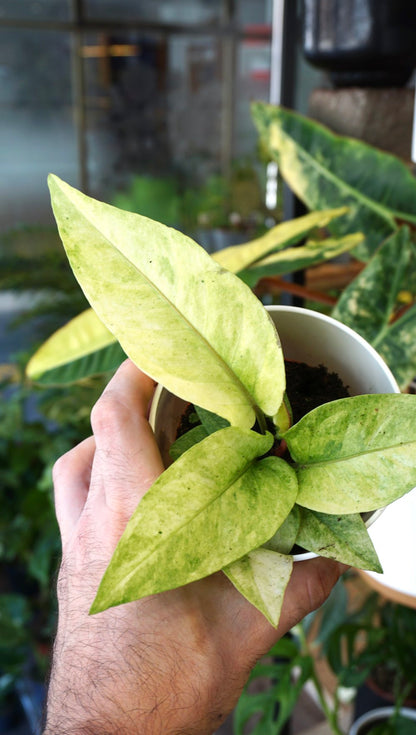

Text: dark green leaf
xmin=252 ymin=103 xmax=416 ymax=260
xmin=169 ymin=424 xmax=208 ymax=461
xmin=296 ymin=508 xmax=382 ymax=572
xmin=194 ymin=405 xmax=230 ymax=434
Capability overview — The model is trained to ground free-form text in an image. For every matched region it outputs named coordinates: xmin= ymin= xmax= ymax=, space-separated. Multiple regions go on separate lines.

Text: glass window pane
xmin=236 ymin=0 xmax=273 ymax=27
xmin=0 ymin=0 xmax=71 ymax=21
xmin=234 ymin=36 xmax=272 ymax=157
xmin=0 ymin=29 xmax=77 ymax=230
xmin=84 ymin=31 xmax=224 ymax=199
xmin=85 ymin=0 xmax=223 ymax=25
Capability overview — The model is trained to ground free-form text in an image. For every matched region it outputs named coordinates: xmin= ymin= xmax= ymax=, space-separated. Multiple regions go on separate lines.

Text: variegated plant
xmin=252 ymin=102 xmax=416 ymax=390
xmin=27 ymin=176 xmax=416 ymax=627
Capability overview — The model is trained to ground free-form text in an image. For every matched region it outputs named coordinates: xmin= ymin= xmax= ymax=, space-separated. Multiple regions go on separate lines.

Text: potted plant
xmin=233 ymin=578 xmax=416 ymax=734
xmin=350 ymin=707 xmax=416 ymax=734
xmin=324 ymin=591 xmax=416 ymax=735
xmin=25 ymin=174 xmax=416 ymax=632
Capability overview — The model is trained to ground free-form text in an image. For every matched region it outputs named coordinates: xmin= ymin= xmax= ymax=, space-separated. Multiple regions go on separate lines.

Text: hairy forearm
xmin=43 ymin=631 xmax=228 ymax=735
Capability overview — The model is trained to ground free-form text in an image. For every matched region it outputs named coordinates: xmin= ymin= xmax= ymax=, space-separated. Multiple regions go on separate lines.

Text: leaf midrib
xmin=277 ymin=124 xmax=416 ymax=227
xmin=107 ymin=456 xmax=263 ymax=597
xmin=73 ymin=198 xmax=261 ymax=420
xmin=294 ymin=438 xmax=415 ymax=469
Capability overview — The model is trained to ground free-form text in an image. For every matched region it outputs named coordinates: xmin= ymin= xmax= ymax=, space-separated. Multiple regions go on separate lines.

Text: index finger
xmin=88 ymin=360 xmax=164 ymax=516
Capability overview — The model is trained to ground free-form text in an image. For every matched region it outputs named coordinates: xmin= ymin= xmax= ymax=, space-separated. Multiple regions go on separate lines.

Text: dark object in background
xmin=302 ymin=0 xmax=416 ymax=87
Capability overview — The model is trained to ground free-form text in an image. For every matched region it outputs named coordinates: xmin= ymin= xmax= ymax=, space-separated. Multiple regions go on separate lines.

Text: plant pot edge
xmin=349 ymin=706 xmax=416 ymax=735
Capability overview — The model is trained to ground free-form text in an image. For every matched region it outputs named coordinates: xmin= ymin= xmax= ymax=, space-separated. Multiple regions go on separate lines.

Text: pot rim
xmin=349 ymin=706 xmax=416 ymax=735
xmin=266 ymin=305 xmax=399 ymax=392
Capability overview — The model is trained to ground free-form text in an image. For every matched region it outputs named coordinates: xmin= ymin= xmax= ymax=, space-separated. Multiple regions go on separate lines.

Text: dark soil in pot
xmin=175 ymin=361 xmax=350 ymax=443
xmin=284 ymin=361 xmax=350 ymax=423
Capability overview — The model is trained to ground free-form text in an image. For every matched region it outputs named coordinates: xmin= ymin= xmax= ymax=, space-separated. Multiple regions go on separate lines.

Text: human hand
xmin=44 ymin=359 xmax=346 ymax=735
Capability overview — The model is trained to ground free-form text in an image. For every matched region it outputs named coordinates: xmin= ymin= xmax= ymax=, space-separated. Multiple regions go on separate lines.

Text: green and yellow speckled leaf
xmin=376 ymin=302 xmax=416 ymax=392
xmin=332 ymin=228 xmax=416 ymax=390
xmin=283 ymin=394 xmax=416 ymax=514
xmin=26 ymin=308 xmax=122 ymax=384
xmin=212 ymin=207 xmax=348 ymax=273
xmin=48 ymin=175 xmax=285 ymax=428
xmin=90 ymin=428 xmax=298 ymax=614
xmin=240 ymin=233 xmax=363 ymax=288
xmin=224 ymin=547 xmax=293 ymax=627
xmin=296 ymin=508 xmax=382 ymax=572
xmin=252 ymin=103 xmax=416 ymax=260
xmin=263 ymin=506 xmax=301 ymax=555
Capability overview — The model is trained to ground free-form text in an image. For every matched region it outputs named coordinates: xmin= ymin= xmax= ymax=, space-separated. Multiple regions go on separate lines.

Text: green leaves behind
xmin=252 ymin=102 xmax=416 ymax=260
xmin=169 ymin=425 xmax=208 ymax=461
xmin=263 ymin=505 xmax=300 ymax=554
xmin=48 ymin=175 xmax=285 ymax=428
xmin=91 ymin=428 xmax=299 ymax=614
xmin=169 ymin=405 xmax=229 ymax=461
xmin=234 ymin=636 xmax=314 ymax=735
xmin=296 ymin=508 xmax=382 ymax=572
xmin=26 ymin=308 xmax=124 ymax=384
xmin=283 ymin=394 xmax=416 ymax=514
xmin=239 ymin=233 xmax=363 ymax=289
xmin=333 ymin=228 xmax=416 ymax=390
xmin=212 ymin=206 xmax=350 ymax=273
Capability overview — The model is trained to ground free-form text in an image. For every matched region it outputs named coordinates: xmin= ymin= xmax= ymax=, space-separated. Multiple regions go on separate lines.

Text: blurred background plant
xmin=0 ymin=224 xmax=105 ymax=731
xmin=109 ymin=158 xmax=281 ymax=253
xmin=234 ymin=576 xmax=416 ymax=735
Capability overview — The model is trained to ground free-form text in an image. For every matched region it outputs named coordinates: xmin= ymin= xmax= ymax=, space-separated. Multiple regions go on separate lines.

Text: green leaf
xmin=90 ymin=428 xmax=300 ymax=614
xmin=263 ymin=505 xmax=300 ymax=554
xmin=224 ymin=547 xmax=293 ymax=627
xmin=223 ymin=458 xmax=297 ymax=626
xmin=169 ymin=425 xmax=208 ymax=461
xmin=26 ymin=308 xmax=122 ymax=383
xmin=296 ymin=508 xmax=382 ymax=572
xmin=283 ymin=394 xmax=416 ymax=514
xmin=332 ymin=228 xmax=416 ymax=391
xmin=32 ymin=341 xmax=125 ymax=386
xmin=376 ymin=303 xmax=416 ymax=392
xmin=48 ymin=175 xmax=285 ymax=428
xmin=234 ymin=645 xmax=314 ymax=735
xmin=212 ymin=207 xmax=349 ymax=273
xmin=240 ymin=233 xmax=363 ymax=288
xmin=333 ymin=229 xmax=412 ymax=344
xmin=252 ymin=103 xmax=416 ymax=260
xmin=194 ymin=405 xmax=229 ymax=434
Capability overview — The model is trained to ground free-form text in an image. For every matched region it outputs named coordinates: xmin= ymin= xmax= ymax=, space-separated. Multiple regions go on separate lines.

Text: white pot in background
xmin=349 ymin=706 xmax=416 ymax=735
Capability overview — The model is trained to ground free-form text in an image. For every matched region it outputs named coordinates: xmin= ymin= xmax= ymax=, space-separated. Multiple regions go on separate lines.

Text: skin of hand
xmin=44 ymin=359 xmax=347 ymax=735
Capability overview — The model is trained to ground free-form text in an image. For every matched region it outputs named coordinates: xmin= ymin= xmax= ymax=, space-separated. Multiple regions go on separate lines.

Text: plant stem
xmin=297 ymin=625 xmax=345 ymax=735
xmin=255 ymin=407 xmax=268 ymax=434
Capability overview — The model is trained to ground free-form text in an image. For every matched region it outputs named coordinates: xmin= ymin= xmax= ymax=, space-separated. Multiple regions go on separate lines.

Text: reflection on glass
xmin=85 ymin=0 xmax=222 ymax=24
xmin=0 ymin=30 xmax=76 ymax=230
xmin=83 ymin=32 xmax=226 ymax=194
xmin=235 ymin=36 xmax=271 ymax=156
xmin=0 ymin=0 xmax=70 ymax=21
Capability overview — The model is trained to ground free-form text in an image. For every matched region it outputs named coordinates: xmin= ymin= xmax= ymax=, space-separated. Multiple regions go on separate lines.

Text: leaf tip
xmin=89 ymin=595 xmax=106 ymax=616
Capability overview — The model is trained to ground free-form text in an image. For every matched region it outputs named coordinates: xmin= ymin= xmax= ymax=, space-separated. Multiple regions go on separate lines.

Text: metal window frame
xmin=0 ymin=0 xmax=272 ymax=193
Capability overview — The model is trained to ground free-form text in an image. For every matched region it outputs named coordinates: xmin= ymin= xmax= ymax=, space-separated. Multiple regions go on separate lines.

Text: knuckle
xmin=52 ymin=450 xmax=73 ymax=484
xmin=90 ymin=390 xmax=130 ymax=436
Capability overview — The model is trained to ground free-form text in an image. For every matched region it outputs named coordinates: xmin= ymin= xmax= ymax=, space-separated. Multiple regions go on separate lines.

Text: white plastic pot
xmin=149 ymin=306 xmax=400 ymax=560
xmin=349 ymin=706 xmax=416 ymax=735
